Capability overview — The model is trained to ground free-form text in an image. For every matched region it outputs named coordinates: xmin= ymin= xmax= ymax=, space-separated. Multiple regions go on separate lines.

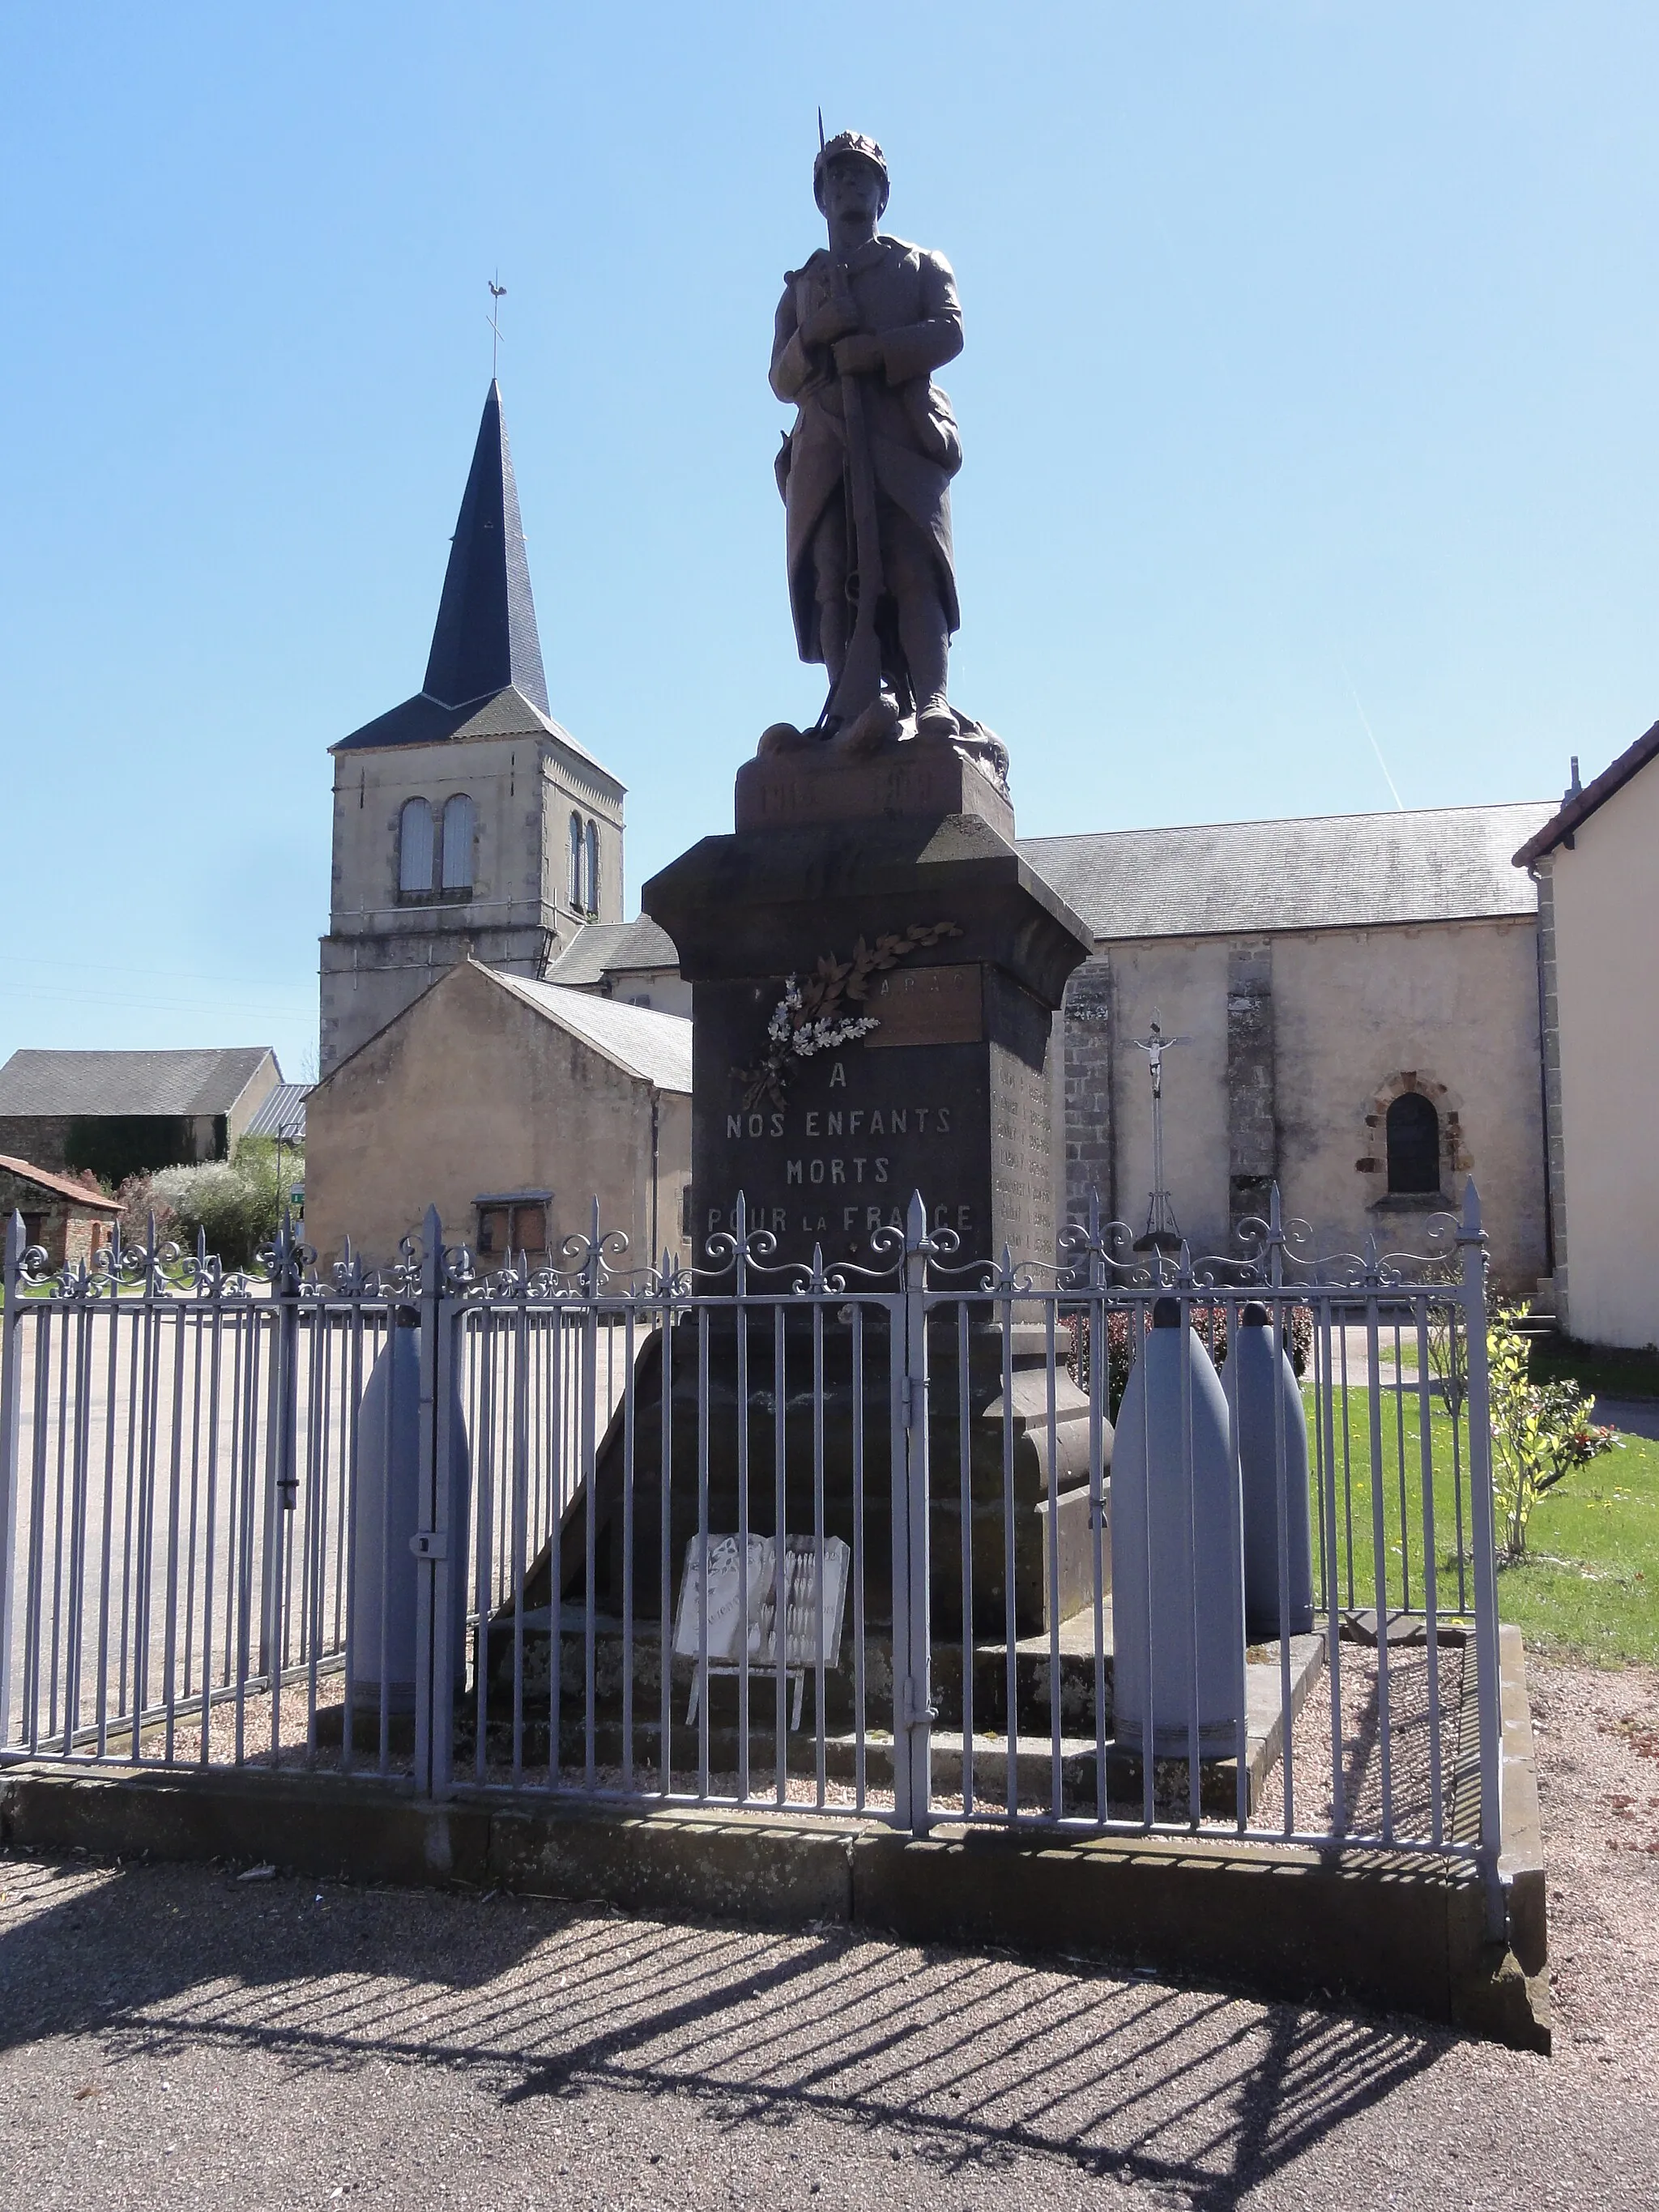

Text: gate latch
xmin=901 ymin=1676 xmax=939 ymax=1732
xmin=409 ymin=1530 xmax=447 ymax=1561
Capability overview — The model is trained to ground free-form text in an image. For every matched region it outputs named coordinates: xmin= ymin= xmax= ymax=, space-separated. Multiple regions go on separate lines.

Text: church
xmin=309 ymin=381 xmax=1569 ymax=1302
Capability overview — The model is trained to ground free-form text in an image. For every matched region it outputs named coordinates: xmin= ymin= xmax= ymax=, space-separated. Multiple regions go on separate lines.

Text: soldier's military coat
xmin=770 ymin=233 xmax=964 ymax=667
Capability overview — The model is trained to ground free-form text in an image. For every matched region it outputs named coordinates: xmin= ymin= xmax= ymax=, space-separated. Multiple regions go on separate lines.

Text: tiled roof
xmin=1018 ymin=803 xmax=1555 ymax=942
xmin=1511 ymin=718 xmax=1659 ymax=866
xmin=0 ymin=1047 xmax=278 ymax=1119
xmin=0 ymin=1154 xmax=122 ymax=1211
xmin=482 ymin=971 xmax=693 ymax=1093
xmin=544 ymin=916 xmax=681 ymax=989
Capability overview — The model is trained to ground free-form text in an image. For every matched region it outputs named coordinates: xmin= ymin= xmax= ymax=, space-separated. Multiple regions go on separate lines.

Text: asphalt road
xmin=3 ymin=1654 xmax=1657 ymax=2212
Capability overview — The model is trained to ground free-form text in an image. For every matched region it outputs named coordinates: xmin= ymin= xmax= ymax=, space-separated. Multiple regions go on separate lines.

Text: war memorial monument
xmin=629 ymin=132 xmax=1100 ymax=1641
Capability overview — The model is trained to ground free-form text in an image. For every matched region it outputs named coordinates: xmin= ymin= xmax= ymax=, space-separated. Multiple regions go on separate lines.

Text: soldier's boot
xmin=898 ymin=588 xmax=953 ymax=739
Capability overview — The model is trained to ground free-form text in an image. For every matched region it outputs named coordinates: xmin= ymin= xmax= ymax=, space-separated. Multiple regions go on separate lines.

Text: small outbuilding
xmin=0 ymin=1155 xmax=122 ymax=1271
xmin=1514 ymin=718 xmax=1659 ymax=1350
xmin=303 ymin=957 xmax=693 ymax=1272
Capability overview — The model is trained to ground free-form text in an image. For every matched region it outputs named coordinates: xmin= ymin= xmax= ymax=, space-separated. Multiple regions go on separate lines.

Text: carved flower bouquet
xmin=736 ymin=920 xmax=962 ymax=1110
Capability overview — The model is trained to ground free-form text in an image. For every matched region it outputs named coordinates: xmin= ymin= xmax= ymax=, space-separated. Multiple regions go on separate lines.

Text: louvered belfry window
xmin=441 ymin=793 xmax=476 ymax=892
xmin=399 ymin=798 xmax=435 ymax=893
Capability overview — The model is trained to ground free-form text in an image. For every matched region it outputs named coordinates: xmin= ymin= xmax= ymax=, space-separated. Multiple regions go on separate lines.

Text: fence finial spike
xmin=906 ymin=1189 xmax=928 ymax=1247
xmin=1269 ymin=1181 xmax=1282 ymax=1230
xmin=734 ymin=1188 xmax=748 ymax=1238
xmin=1461 ymin=1177 xmax=1482 ymax=1233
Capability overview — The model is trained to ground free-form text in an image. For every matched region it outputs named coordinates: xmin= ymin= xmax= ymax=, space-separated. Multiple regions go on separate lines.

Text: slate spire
xmin=421 ymin=381 xmax=550 ymax=716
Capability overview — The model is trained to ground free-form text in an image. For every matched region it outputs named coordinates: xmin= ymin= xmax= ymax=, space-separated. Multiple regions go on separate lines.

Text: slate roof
xmin=1018 ymin=803 xmax=1555 ymax=943
xmin=0 ymin=1154 xmax=122 ymax=1212
xmin=483 ymin=971 xmax=693 ymax=1093
xmin=241 ymin=1083 xmax=311 ymax=1140
xmin=544 ymin=916 xmax=682 ymax=989
xmin=0 ymin=1047 xmax=278 ymax=1119
xmin=1512 ymin=718 xmax=1659 ymax=866
xmin=332 ymin=381 xmax=616 ymax=784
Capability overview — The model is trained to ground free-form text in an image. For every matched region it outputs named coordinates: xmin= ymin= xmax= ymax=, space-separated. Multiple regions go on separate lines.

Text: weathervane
xmin=1131 ymin=1016 xmax=1191 ymax=1255
xmin=487 ymin=273 xmax=506 ymax=377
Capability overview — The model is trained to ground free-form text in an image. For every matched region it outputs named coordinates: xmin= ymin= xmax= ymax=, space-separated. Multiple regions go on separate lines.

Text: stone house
xmin=320 ymin=381 xmax=627 ymax=1076
xmin=304 ymin=957 xmax=692 ymax=1272
xmin=0 ymin=1154 xmax=122 ymax=1270
xmin=1514 ymin=718 xmax=1659 ymax=1349
xmin=0 ymin=1046 xmax=282 ymax=1183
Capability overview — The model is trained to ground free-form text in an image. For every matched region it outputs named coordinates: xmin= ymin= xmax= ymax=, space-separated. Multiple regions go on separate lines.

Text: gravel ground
xmin=2 ymin=1656 xmax=1657 ymax=2210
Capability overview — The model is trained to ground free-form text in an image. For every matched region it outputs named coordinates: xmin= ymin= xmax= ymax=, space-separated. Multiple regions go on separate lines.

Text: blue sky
xmin=2 ymin=2 xmax=1655 ymax=1080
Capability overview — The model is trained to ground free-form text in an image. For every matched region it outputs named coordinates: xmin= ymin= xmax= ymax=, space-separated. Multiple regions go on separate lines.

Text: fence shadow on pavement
xmin=1 ymin=1852 xmax=1445 ymax=2211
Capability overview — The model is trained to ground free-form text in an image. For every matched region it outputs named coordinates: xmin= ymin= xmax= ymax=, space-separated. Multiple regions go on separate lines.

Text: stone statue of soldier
xmin=769 ymin=131 xmax=966 ymax=750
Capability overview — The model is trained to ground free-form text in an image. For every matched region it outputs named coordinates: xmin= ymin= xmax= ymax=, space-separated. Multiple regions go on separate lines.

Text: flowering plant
xmin=735 ymin=920 xmax=962 ymax=1110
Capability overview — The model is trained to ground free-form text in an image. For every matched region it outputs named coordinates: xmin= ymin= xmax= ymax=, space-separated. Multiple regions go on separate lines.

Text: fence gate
xmin=1 ymin=1188 xmax=1504 ymax=1921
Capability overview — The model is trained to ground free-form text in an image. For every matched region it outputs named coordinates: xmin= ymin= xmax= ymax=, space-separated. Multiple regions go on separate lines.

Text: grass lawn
xmin=1529 ymin=1333 xmax=1659 ymax=1401
xmin=1307 ymin=1383 xmax=1657 ymax=1668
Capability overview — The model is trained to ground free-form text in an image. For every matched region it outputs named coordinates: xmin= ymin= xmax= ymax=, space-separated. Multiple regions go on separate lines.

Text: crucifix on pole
xmin=487 ymin=273 xmax=506 ymax=377
xmin=1131 ymin=1016 xmax=1191 ymax=1255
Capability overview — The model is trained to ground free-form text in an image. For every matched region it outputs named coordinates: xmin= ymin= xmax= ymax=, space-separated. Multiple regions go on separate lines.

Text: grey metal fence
xmin=0 ymin=1186 xmax=1502 ymax=1903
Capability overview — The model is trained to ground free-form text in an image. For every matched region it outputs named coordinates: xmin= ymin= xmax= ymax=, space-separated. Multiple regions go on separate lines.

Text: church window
xmin=398 ymin=798 xmax=435 ymax=894
xmin=585 ymin=819 xmax=600 ymax=916
xmin=1386 ymin=1092 xmax=1440 ymax=1195
xmin=441 ymin=793 xmax=476 ymax=893
xmin=569 ymin=812 xmax=584 ymax=910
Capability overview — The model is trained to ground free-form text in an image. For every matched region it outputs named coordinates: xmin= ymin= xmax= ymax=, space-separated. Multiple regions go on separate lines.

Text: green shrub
xmin=1487 ymin=1304 xmax=1618 ymax=1560
xmin=151 ymin=1138 xmax=301 ymax=1270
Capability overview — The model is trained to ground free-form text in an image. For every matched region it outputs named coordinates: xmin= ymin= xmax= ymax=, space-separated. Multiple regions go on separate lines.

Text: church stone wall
xmin=1546 ymin=754 xmax=1659 ymax=1348
xmin=305 ymin=960 xmax=690 ymax=1274
xmin=1271 ymin=916 xmax=1543 ymax=1289
xmin=1069 ymin=917 xmax=1545 ymax=1289
xmin=321 ymin=731 xmax=625 ymax=1074
xmin=1105 ymin=938 xmax=1235 ymax=1251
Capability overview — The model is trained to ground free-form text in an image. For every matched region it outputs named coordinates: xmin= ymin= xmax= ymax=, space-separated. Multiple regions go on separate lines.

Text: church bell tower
xmin=319 ymin=383 xmax=625 ymax=1075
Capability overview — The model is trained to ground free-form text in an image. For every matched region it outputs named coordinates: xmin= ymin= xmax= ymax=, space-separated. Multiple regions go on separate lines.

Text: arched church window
xmin=585 ymin=819 xmax=600 ymax=917
xmin=569 ymin=812 xmax=584 ymax=910
xmin=1386 ymin=1092 xmax=1440 ymax=1195
xmin=399 ymin=798 xmax=434 ymax=894
xmin=441 ymin=793 xmax=476 ymax=893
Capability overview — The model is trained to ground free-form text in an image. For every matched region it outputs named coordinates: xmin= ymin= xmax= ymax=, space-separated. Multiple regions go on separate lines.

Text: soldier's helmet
xmin=813 ymin=130 xmax=889 ymax=215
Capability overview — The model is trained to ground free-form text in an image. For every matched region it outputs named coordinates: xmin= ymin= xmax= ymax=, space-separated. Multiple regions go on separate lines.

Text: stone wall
xmin=1071 ymin=915 xmax=1545 ymax=1289
xmin=305 ymin=959 xmax=691 ymax=1272
xmin=0 ymin=1166 xmax=117 ymax=1270
xmin=1546 ymin=752 xmax=1659 ymax=1346
xmin=321 ymin=725 xmax=626 ymax=1076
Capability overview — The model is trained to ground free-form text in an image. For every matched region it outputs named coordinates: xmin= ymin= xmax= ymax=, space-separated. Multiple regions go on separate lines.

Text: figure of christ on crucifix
xmin=768 ymin=131 xmax=966 ymax=752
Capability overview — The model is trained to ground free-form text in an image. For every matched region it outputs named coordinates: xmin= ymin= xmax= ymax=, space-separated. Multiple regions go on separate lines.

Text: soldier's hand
xmin=800 ymin=297 xmax=860 ymax=347
xmin=832 ymin=333 xmax=885 ymax=376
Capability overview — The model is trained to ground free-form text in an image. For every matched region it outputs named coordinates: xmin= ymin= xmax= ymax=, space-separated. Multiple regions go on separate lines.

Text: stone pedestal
xmin=517 ymin=741 xmax=1108 ymax=1642
xmin=644 ymin=739 xmax=1092 ymax=1274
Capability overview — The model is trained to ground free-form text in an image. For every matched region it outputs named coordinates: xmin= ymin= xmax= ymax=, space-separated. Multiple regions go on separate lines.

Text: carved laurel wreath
xmin=735 ymin=920 xmax=963 ymax=1110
